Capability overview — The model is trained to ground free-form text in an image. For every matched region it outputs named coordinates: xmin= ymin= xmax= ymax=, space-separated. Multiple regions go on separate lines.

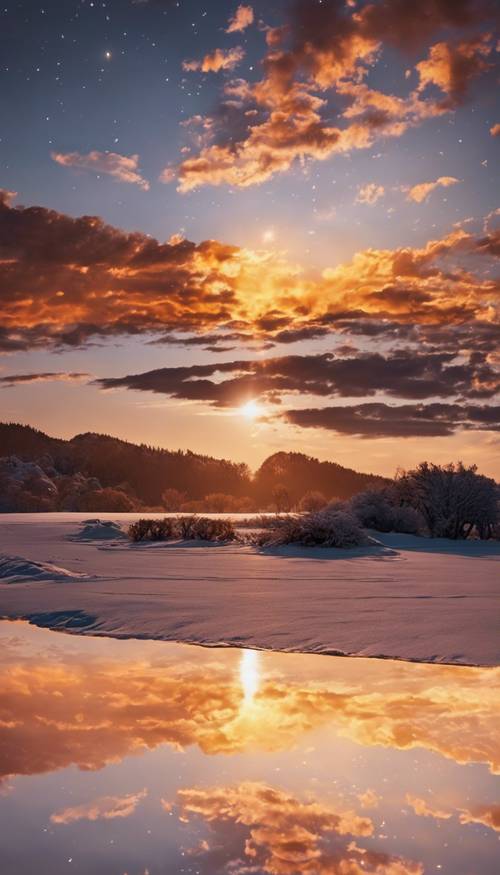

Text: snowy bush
xmin=298 ymin=490 xmax=328 ymax=512
xmin=256 ymin=508 xmax=367 ymax=548
xmin=395 ymin=462 xmax=498 ymax=539
xmin=350 ymin=489 xmax=424 ymax=535
xmin=128 ymin=515 xmax=236 ymax=543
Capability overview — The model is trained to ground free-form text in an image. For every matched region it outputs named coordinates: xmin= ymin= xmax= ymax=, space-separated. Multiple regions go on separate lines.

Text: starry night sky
xmin=0 ymin=0 xmax=499 ymax=476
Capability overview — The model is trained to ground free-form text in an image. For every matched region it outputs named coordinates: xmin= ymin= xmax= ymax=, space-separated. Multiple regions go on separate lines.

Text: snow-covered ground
xmin=0 ymin=513 xmax=498 ymax=666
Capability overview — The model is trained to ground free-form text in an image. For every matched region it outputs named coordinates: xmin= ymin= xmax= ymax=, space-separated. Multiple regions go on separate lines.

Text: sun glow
xmin=239 ymin=649 xmax=260 ymax=704
xmin=240 ymin=399 xmax=262 ymax=419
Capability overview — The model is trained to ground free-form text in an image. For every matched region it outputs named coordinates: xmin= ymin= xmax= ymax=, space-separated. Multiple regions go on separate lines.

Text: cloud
xmin=406 ymin=794 xmax=452 ymax=820
xmin=50 ymin=789 xmax=147 ymax=824
xmin=416 ymin=34 xmax=494 ymax=107
xmin=0 ymin=192 xmax=498 ymax=352
xmin=282 ymin=402 xmax=500 ymax=438
xmin=183 ymin=46 xmax=245 ymax=73
xmin=459 ymin=804 xmax=500 ymax=832
xmin=0 ymin=372 xmax=90 ymax=387
xmin=94 ymin=349 xmax=500 ymax=410
xmin=405 ymin=176 xmax=460 ymax=203
xmin=490 ymin=123 xmax=500 ymax=137
xmin=357 ymin=789 xmax=380 ymax=809
xmin=406 ymin=796 xmax=500 ymax=834
xmin=166 ymin=0 xmax=496 ymax=191
xmin=51 ymin=151 xmax=150 ymax=190
xmin=226 ymin=4 xmax=254 ymax=34
xmin=170 ymin=782 xmax=423 ymax=875
xmin=355 ymin=183 xmax=385 ymax=205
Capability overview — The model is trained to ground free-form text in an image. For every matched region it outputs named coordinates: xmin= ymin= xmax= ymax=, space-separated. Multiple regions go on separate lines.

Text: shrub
xmin=257 ymin=508 xmax=367 ymax=548
xmin=350 ymin=489 xmax=425 ymax=535
xmin=76 ymin=488 xmax=135 ymax=512
xmin=161 ymin=488 xmax=186 ymax=511
xmin=128 ymin=515 xmax=236 ymax=543
xmin=298 ymin=490 xmax=328 ymax=512
xmin=191 ymin=516 xmax=236 ymax=541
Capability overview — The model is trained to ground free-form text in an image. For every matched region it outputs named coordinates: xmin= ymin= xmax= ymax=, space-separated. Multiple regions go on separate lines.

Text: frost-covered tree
xmin=395 ymin=462 xmax=498 ymax=539
xmin=298 ymin=490 xmax=328 ymax=512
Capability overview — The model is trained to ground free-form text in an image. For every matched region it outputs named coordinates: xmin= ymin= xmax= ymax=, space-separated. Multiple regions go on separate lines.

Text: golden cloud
xmin=0 ymin=636 xmax=499 ymax=784
xmin=355 ymin=183 xmax=385 ymax=205
xmin=0 ymin=192 xmax=498 ymax=352
xmin=167 ymin=2 xmax=496 ymax=190
xmin=405 ymin=794 xmax=452 ymax=820
xmin=458 ymin=803 xmax=500 ymax=832
xmin=172 ymin=781 xmax=423 ymax=875
xmin=405 ymin=176 xmax=460 ymax=203
xmin=50 ymin=789 xmax=147 ymax=824
xmin=183 ymin=46 xmax=245 ymax=73
xmin=226 ymin=4 xmax=254 ymax=34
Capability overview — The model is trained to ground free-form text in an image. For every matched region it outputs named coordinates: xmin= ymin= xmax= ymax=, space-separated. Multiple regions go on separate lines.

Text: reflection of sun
xmin=240 ymin=399 xmax=261 ymax=419
xmin=240 ymin=649 xmax=260 ymax=704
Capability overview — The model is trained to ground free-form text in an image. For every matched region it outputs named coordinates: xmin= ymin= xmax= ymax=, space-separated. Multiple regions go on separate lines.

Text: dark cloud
xmin=94 ymin=350 xmax=499 ymax=408
xmin=0 ymin=372 xmax=90 ymax=387
xmin=283 ymin=402 xmax=500 ymax=438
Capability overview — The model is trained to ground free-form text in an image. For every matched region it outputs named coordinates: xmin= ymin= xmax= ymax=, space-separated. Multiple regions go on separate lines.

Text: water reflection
xmin=239 ymin=648 xmax=260 ymax=705
xmin=0 ymin=621 xmax=499 ymax=875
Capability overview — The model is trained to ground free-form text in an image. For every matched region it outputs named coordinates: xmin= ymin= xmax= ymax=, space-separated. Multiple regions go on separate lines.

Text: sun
xmin=240 ymin=400 xmax=261 ymax=419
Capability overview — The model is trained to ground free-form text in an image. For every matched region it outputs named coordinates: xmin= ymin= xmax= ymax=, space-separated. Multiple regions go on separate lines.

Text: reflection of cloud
xmin=406 ymin=795 xmax=500 ymax=834
xmin=51 ymin=789 xmax=147 ymax=824
xmin=458 ymin=804 xmax=500 ymax=832
xmin=0 ymin=641 xmax=498 ymax=782
xmin=358 ymin=789 xmax=380 ymax=809
xmin=406 ymin=794 xmax=452 ymax=820
xmin=171 ymin=781 xmax=422 ymax=875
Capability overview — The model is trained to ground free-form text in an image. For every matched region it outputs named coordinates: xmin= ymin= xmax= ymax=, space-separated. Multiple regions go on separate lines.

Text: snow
xmin=0 ymin=513 xmax=498 ymax=665
xmin=0 ymin=554 xmax=88 ymax=582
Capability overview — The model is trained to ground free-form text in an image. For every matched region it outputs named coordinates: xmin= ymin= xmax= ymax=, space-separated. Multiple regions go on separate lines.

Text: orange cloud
xmin=0 ymin=193 xmax=498 ymax=353
xmin=50 ymin=789 xmax=147 ymax=824
xmin=226 ymin=4 xmax=254 ymax=34
xmin=405 ymin=794 xmax=453 ymax=820
xmin=51 ymin=150 xmax=150 ymax=190
xmin=490 ymin=123 xmax=500 ymax=137
xmin=172 ymin=782 xmax=423 ymax=875
xmin=357 ymin=789 xmax=380 ymax=809
xmin=416 ymin=34 xmax=494 ymax=107
xmin=183 ymin=46 xmax=245 ymax=73
xmin=355 ymin=183 xmax=385 ymax=205
xmin=167 ymin=1 xmax=496 ymax=190
xmin=1 ymin=634 xmax=499 ymax=785
xmin=405 ymin=176 xmax=460 ymax=203
xmin=459 ymin=804 xmax=500 ymax=832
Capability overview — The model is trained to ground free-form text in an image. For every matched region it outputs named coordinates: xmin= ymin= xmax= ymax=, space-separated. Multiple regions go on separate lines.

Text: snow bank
xmin=0 ymin=516 xmax=498 ymax=665
xmin=0 ymin=554 xmax=88 ymax=583
xmin=70 ymin=519 xmax=127 ymax=541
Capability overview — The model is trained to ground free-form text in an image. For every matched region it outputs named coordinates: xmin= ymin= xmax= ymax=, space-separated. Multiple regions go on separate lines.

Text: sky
xmin=0 ymin=0 xmax=499 ymax=477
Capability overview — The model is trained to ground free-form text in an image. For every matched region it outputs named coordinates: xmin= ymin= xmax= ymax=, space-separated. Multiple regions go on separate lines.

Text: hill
xmin=0 ymin=422 xmax=386 ymax=511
